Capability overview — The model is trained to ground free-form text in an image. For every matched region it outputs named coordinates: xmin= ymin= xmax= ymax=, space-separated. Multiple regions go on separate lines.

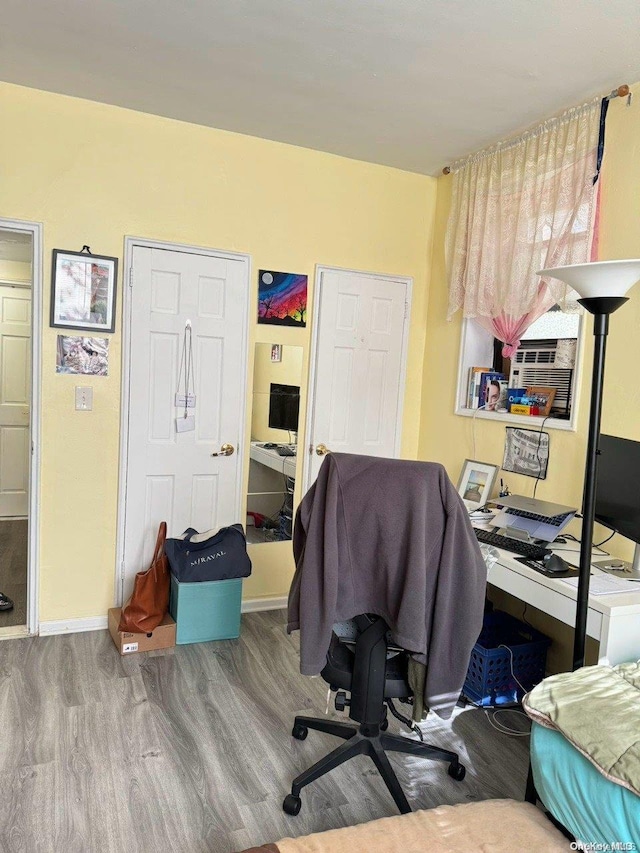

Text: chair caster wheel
xmin=448 ymin=761 xmax=466 ymax=781
xmin=380 ymin=718 xmax=389 ymax=731
xmin=283 ymin=794 xmax=302 ymax=815
xmin=292 ymin=723 xmax=308 ymax=740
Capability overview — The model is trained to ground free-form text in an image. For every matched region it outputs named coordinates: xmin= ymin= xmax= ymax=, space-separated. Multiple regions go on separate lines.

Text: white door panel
xmin=0 ymin=286 xmax=31 ymax=516
xmin=122 ymin=246 xmax=247 ymax=600
xmin=307 ymin=269 xmax=409 ymax=487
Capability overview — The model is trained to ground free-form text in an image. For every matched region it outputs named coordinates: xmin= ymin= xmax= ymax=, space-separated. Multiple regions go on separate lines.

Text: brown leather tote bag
xmin=118 ymin=522 xmax=170 ymax=633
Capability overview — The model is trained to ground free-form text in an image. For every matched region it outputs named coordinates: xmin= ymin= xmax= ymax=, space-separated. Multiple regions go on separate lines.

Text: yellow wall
xmin=0 ymin=82 xmax=436 ymax=621
xmin=419 ymin=86 xmax=640 ymax=671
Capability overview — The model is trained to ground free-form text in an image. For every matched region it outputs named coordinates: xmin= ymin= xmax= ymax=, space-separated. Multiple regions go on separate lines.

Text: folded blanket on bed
xmin=237 ymin=800 xmax=569 ymax=852
xmin=523 ymin=660 xmax=640 ymax=797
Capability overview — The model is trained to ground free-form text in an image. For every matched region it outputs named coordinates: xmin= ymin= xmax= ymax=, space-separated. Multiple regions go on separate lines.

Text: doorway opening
xmin=0 ymin=219 xmax=42 ymax=637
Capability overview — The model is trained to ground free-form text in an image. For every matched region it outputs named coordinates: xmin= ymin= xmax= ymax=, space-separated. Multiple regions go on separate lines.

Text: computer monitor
xmin=268 ymin=383 xmax=300 ymax=434
xmin=593 ymin=434 xmax=640 ymax=577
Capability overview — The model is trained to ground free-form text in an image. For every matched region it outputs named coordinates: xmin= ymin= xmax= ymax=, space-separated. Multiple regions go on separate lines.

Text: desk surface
xmin=250 ymin=441 xmax=297 ymax=477
xmin=481 ymin=526 xmax=640 ymax=664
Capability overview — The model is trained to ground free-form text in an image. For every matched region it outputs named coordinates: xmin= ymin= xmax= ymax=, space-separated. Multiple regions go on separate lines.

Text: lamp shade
xmin=538 ymin=260 xmax=640 ymax=299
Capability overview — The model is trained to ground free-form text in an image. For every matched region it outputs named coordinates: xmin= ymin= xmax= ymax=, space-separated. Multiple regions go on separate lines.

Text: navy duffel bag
xmin=164 ymin=524 xmax=252 ymax=583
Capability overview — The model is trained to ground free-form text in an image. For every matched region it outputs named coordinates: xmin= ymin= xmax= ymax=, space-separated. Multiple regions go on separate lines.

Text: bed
xmin=524 ymin=660 xmax=640 ymax=846
xmin=237 ymin=799 xmax=570 ymax=852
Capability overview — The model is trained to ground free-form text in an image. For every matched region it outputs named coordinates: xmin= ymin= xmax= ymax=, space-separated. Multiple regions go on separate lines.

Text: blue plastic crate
xmin=463 ymin=610 xmax=550 ymax=707
xmin=169 ymin=574 xmax=242 ymax=645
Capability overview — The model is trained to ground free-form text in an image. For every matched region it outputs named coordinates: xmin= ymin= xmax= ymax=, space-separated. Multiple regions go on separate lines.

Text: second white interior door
xmin=305 ymin=267 xmax=411 ymax=487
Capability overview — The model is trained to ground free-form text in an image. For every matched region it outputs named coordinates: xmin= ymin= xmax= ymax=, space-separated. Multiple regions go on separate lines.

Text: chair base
xmin=285 ymin=714 xmax=465 ymax=815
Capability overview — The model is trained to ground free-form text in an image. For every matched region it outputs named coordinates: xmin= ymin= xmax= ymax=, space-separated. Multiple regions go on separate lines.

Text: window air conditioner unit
xmin=509 ymin=341 xmax=573 ymax=414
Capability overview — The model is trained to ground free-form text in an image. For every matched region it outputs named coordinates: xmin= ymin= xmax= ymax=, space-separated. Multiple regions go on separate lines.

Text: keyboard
xmin=474 ymin=528 xmax=551 ymax=561
xmin=504 ymin=507 xmax=572 ymax=527
xmin=276 ymin=445 xmax=296 ymax=457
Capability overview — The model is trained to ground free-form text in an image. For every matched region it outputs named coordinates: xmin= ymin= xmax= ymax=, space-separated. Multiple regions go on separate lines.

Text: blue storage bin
xmin=463 ymin=610 xmax=550 ymax=707
xmin=169 ymin=574 xmax=243 ymax=644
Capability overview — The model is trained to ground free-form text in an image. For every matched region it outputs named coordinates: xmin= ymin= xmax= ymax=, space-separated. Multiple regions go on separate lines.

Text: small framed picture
xmin=457 ymin=459 xmax=500 ymax=510
xmin=51 ymin=249 xmax=118 ymax=333
xmin=526 ymin=386 xmax=556 ymax=417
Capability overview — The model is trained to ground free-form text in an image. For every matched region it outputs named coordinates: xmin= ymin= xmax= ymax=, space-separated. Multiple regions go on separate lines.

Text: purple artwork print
xmin=258 ymin=270 xmax=307 ymax=327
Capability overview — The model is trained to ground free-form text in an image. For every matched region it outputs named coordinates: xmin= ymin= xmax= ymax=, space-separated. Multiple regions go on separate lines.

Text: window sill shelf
xmin=454 ymin=407 xmax=577 ymax=431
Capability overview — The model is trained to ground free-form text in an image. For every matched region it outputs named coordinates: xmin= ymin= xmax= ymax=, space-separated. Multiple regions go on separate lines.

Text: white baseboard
xmin=241 ymin=596 xmax=287 ymax=613
xmin=39 ymin=615 xmax=109 ymax=636
xmin=36 ymin=599 xmax=285 ymax=637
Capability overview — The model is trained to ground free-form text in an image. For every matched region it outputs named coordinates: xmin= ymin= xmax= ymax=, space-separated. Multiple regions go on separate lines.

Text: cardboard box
xmin=108 ymin=607 xmax=176 ymax=655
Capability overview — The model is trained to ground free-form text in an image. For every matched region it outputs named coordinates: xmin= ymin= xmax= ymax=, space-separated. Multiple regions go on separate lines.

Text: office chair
xmin=282 ymin=613 xmax=465 ymax=816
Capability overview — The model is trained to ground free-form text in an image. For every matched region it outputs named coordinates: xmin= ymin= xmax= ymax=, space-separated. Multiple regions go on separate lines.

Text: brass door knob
xmin=211 ymin=443 xmax=235 ymax=457
xmin=315 ymin=443 xmax=330 ymax=456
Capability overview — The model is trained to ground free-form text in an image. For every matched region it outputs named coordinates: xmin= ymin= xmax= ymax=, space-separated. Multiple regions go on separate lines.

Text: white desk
xmin=249 ymin=441 xmax=297 ymax=478
xmin=485 ymin=540 xmax=640 ymax=665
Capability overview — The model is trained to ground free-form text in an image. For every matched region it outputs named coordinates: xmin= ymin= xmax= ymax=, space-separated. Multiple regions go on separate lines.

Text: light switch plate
xmin=75 ymin=386 xmax=93 ymax=411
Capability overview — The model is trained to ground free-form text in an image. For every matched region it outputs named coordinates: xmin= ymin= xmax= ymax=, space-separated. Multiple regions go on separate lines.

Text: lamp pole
xmin=573 ymin=299 xmax=627 ymax=669
xmin=537 ymin=261 xmax=640 ymax=670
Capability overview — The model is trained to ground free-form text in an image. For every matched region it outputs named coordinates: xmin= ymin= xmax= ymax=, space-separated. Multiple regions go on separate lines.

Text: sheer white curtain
xmin=446 ymin=99 xmax=601 ymax=355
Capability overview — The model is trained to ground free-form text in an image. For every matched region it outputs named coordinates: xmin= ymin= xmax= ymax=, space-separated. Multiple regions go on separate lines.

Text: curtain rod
xmin=441 ymin=84 xmax=631 ymax=175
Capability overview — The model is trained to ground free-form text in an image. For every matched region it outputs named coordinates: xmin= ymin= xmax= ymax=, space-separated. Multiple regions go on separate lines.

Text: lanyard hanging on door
xmin=175 ymin=320 xmax=196 ymax=432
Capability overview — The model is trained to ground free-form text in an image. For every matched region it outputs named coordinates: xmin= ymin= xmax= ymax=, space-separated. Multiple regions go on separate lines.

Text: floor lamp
xmin=538 ymin=260 xmax=640 ymax=670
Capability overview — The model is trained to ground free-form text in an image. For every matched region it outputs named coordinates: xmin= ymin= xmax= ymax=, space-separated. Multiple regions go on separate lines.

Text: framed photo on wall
xmin=456 ymin=459 xmax=499 ymax=510
xmin=51 ymin=249 xmax=118 ymax=333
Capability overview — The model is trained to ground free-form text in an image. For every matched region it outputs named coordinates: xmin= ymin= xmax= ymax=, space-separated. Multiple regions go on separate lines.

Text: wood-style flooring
xmin=0 ymin=519 xmax=28 ymax=629
xmin=0 ymin=610 xmax=530 ymax=852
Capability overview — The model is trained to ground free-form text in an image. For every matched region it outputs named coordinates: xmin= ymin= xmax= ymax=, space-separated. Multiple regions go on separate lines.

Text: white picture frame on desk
xmin=457 ymin=459 xmax=499 ymax=510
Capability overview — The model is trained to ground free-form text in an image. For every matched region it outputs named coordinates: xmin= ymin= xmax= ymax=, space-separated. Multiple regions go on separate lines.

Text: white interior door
xmin=305 ymin=268 xmax=410 ymax=487
xmin=0 ymin=285 xmax=31 ymax=517
xmin=121 ymin=245 xmax=248 ymax=602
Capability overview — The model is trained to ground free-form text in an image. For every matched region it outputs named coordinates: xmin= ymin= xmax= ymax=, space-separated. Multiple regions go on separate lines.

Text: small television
xmin=268 ymin=383 xmax=300 ymax=433
xmin=593 ymin=434 xmax=640 ymax=576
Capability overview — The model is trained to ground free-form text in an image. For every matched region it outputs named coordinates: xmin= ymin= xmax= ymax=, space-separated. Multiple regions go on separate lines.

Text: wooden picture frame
xmin=51 ymin=249 xmax=118 ymax=333
xmin=526 ymin=386 xmax=556 ymax=416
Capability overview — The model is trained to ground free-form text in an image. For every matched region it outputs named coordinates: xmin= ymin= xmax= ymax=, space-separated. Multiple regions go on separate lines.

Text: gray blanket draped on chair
xmin=287 ymin=453 xmax=486 ymax=719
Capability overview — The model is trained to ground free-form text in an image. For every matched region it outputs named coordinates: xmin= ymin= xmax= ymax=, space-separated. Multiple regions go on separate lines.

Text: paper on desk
xmin=560 ymin=573 xmax=638 ymax=595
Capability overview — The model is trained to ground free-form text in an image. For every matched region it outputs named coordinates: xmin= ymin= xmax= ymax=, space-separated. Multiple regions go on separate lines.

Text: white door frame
xmin=303 ymin=264 xmax=413 ymax=491
xmin=115 ymin=237 xmax=251 ymax=606
xmin=0 ymin=217 xmax=42 ymax=637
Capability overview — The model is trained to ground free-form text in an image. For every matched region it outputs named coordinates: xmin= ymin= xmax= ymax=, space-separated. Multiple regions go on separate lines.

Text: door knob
xmin=211 ymin=443 xmax=235 ymax=457
xmin=315 ymin=443 xmax=330 ymax=456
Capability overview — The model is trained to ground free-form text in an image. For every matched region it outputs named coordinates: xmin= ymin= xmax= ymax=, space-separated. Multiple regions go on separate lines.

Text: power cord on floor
xmin=483 ymin=708 xmax=531 ymax=737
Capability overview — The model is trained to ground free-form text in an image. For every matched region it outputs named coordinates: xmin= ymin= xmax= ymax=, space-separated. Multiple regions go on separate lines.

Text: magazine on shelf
xmin=478 ymin=371 xmax=505 ymax=412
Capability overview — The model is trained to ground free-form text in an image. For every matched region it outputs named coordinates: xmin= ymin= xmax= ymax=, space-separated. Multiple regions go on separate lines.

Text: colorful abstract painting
xmin=258 ymin=270 xmax=307 ymax=327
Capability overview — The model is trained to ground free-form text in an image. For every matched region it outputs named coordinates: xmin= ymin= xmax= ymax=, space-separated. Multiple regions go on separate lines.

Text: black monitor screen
xmin=595 ymin=434 xmax=640 ymax=546
xmin=268 ymin=383 xmax=300 ymax=433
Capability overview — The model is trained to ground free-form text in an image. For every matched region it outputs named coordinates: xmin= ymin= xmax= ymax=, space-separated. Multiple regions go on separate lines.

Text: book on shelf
xmin=478 ymin=371 xmax=505 ymax=412
xmin=466 ymin=366 xmax=491 ymax=408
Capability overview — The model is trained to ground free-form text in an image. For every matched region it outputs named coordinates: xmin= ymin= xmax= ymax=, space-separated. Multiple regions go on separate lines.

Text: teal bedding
xmin=531 ymin=722 xmax=640 ymax=845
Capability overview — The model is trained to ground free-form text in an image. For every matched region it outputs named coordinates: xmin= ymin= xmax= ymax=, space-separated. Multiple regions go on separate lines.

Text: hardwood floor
xmin=0 ymin=519 xmax=28 ymax=629
xmin=0 ymin=610 xmax=530 ymax=852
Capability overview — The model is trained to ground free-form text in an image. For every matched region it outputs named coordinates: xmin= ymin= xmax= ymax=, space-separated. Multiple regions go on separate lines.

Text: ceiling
xmin=2 ymin=0 xmax=639 ymax=175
